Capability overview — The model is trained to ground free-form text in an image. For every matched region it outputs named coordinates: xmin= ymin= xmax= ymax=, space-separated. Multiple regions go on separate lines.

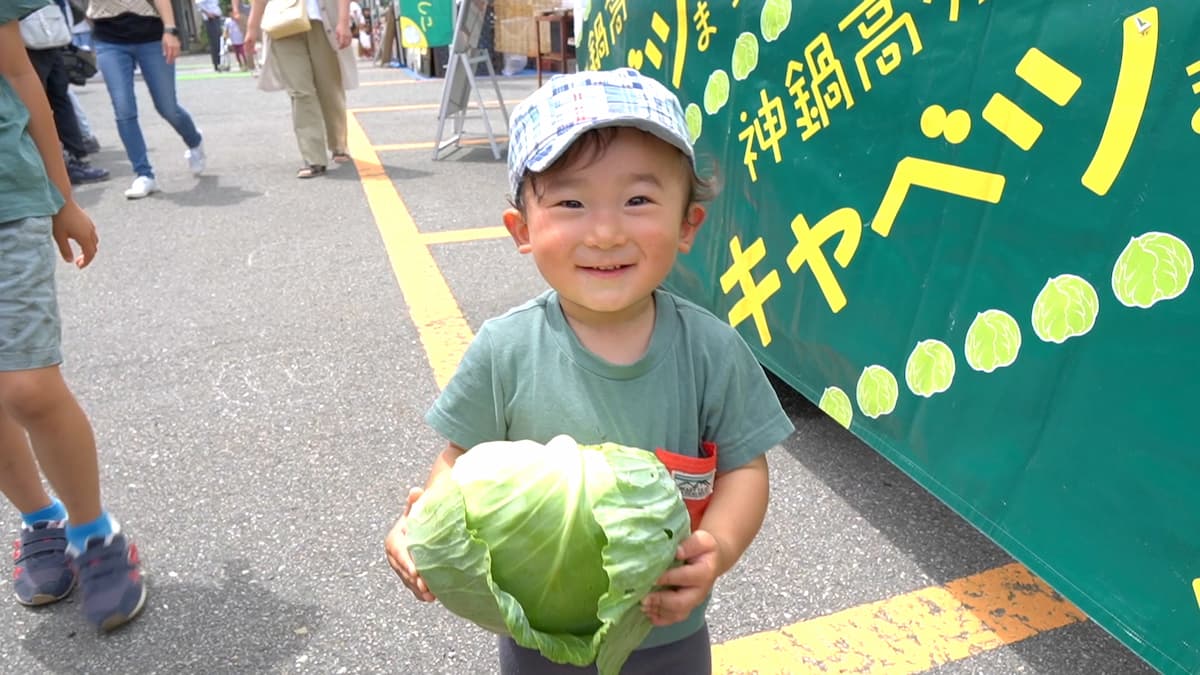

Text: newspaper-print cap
xmin=507 ymin=68 xmax=695 ymax=200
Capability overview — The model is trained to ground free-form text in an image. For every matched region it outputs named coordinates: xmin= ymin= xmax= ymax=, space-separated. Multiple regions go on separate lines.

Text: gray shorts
xmin=0 ymin=216 xmax=62 ymax=371
xmin=498 ymin=624 xmax=711 ymax=675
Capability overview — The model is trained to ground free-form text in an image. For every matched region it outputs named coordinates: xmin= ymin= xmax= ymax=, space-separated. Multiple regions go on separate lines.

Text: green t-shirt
xmin=0 ymin=0 xmax=65 ymax=224
xmin=426 ymin=288 xmax=795 ymax=650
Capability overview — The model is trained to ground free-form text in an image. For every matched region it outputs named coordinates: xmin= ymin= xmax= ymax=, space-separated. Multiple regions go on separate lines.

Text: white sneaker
xmin=185 ymin=142 xmax=205 ymax=175
xmin=124 ymin=175 xmax=158 ymax=199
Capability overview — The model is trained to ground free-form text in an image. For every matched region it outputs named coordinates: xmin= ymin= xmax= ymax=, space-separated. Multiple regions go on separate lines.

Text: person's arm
xmin=153 ymin=0 xmax=181 ymax=63
xmin=641 ymin=454 xmax=770 ymax=626
xmin=334 ymin=0 xmax=351 ymax=48
xmin=0 ymin=22 xmax=97 ymax=268
xmin=384 ymin=442 xmax=468 ymax=601
xmin=243 ymin=0 xmax=266 ymax=54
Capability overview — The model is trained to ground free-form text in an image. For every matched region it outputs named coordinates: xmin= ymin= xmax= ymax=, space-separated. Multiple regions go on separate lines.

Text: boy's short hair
xmin=507 ymin=68 xmax=696 ymax=201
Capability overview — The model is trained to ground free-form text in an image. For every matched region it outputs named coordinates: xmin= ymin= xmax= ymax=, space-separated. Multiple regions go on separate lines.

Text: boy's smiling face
xmin=504 ymin=127 xmax=706 ymax=328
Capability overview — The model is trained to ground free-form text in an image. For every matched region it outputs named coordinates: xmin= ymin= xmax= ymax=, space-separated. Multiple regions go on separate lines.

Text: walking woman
xmin=245 ymin=0 xmax=358 ymax=179
xmin=87 ymin=0 xmax=206 ymax=199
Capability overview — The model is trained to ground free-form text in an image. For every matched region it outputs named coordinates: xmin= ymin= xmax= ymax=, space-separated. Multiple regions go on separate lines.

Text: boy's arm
xmin=642 ymin=454 xmax=770 ymax=626
xmin=0 ymin=22 xmax=97 ymax=268
xmin=698 ymin=454 xmax=770 ymax=576
xmin=384 ymin=442 xmax=467 ymax=601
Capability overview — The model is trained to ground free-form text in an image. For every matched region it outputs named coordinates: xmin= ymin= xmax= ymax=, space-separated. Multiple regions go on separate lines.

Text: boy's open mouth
xmin=581 ymin=264 xmax=633 ymax=271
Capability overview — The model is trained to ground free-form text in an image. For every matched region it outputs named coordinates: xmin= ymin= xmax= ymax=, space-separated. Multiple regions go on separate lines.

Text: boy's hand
xmin=384 ymin=487 xmax=436 ymax=602
xmin=641 ymin=529 xmax=722 ymax=626
xmin=52 ymin=201 xmax=98 ymax=269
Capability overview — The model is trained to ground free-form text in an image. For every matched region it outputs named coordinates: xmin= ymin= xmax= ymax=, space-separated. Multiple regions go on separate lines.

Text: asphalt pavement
xmin=0 ymin=53 xmax=1156 ymax=674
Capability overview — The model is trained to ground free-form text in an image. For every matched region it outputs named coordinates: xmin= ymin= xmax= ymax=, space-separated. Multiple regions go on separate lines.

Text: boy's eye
xmin=556 ymin=199 xmax=583 ymax=208
xmin=627 ymin=196 xmax=652 ymax=206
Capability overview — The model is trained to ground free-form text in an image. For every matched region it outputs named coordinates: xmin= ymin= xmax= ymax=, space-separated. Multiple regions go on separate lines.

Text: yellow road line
xmin=421 ymin=226 xmax=510 ymax=246
xmin=345 ymin=113 xmax=474 ymax=389
xmin=712 ymin=562 xmax=1085 ymax=674
xmin=375 ymin=136 xmax=509 ymax=152
xmin=350 ymin=101 xmax=504 ymax=114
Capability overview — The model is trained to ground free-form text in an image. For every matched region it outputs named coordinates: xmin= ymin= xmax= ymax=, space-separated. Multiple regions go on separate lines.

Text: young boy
xmin=1 ymin=4 xmax=146 ymax=631
xmin=385 ymin=68 xmax=794 ymax=672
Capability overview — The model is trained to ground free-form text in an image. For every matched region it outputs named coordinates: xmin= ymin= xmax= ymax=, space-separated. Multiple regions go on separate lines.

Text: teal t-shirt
xmin=0 ymin=0 xmax=66 ymax=224
xmin=426 ymin=288 xmax=795 ymax=650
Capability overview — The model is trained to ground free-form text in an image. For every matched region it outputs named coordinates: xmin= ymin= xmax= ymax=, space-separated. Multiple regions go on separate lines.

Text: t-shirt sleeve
xmin=702 ymin=329 xmax=795 ymax=473
xmin=424 ymin=324 xmax=506 ymax=450
xmin=2 ymin=0 xmax=52 ymax=24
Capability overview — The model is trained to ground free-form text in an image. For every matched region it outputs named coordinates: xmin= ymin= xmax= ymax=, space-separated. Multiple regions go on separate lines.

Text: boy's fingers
xmin=676 ymin=529 xmax=717 ymax=561
xmin=53 ymin=232 xmax=73 ymax=263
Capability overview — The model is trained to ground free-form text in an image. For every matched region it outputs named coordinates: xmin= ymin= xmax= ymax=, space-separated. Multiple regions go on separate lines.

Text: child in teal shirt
xmin=386 ymin=68 xmax=794 ymax=672
xmin=1 ymin=3 xmax=146 ymax=631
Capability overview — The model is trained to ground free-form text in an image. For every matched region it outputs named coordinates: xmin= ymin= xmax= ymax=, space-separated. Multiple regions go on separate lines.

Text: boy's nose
xmin=584 ymin=215 xmax=627 ymax=248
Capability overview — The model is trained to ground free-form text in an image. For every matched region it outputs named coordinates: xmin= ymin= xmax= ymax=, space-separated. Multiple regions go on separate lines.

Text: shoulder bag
xmin=19 ymin=4 xmax=73 ymax=50
xmin=261 ymin=0 xmax=311 ymax=40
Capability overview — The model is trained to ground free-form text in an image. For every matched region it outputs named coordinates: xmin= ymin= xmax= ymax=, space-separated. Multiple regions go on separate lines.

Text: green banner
xmin=400 ymin=0 xmax=453 ymax=47
xmin=582 ymin=1 xmax=1198 ymax=672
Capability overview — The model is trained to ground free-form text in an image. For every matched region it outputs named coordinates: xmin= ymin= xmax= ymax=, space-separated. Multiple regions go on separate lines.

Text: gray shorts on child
xmin=498 ymin=623 xmax=711 ymax=675
xmin=0 ymin=216 xmax=63 ymax=371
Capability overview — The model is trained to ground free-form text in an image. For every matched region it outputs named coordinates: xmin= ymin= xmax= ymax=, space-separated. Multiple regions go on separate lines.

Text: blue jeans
xmin=93 ymin=39 xmax=202 ymax=179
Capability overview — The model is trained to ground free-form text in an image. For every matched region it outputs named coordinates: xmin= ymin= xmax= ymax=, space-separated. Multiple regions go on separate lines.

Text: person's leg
xmin=0 ymin=368 xmax=102 ymax=527
xmin=205 ymin=16 xmax=223 ymax=69
xmin=270 ymin=26 xmax=329 ymax=168
xmin=42 ymin=50 xmax=90 ymax=160
xmin=0 ymin=412 xmax=53 ymax=516
xmin=307 ymin=28 xmax=347 ymax=157
xmin=25 ymin=49 xmax=88 ymax=160
xmin=94 ymin=40 xmax=154 ymax=178
xmin=0 ymin=216 xmax=144 ymax=625
xmin=133 ymin=39 xmax=202 ymax=149
xmin=0 ymin=216 xmax=76 ymax=607
xmin=69 ymin=90 xmax=94 ymax=140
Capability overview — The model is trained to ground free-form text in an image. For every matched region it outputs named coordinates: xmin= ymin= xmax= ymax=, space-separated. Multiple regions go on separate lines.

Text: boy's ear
xmin=677 ymin=203 xmax=706 ymax=253
xmin=502 ymin=208 xmax=533 ymax=254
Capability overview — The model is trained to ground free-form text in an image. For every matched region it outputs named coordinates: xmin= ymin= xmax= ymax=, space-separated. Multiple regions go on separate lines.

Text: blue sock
xmin=21 ymin=498 xmax=68 ymax=526
xmin=66 ymin=512 xmax=116 ymax=551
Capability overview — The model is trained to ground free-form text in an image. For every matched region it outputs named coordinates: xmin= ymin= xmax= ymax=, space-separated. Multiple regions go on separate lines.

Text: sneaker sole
xmin=124 ymin=191 xmax=157 ymax=200
xmin=71 ymin=175 xmax=111 ymax=186
xmin=98 ymin=582 xmax=147 ymax=632
xmin=14 ymin=575 xmax=77 ymax=607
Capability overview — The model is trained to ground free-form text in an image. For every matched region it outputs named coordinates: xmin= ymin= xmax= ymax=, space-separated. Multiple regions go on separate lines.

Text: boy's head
xmin=507 ymin=68 xmax=710 ymax=210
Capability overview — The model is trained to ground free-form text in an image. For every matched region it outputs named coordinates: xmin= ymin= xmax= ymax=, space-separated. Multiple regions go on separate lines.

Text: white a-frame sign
xmin=433 ymin=0 xmax=509 ymax=160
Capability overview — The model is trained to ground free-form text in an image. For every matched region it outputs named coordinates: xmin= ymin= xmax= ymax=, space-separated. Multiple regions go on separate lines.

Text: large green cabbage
xmin=407 ymin=435 xmax=690 ymax=673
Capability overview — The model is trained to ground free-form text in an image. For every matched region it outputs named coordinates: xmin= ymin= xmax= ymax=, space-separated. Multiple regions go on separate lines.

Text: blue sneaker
xmin=12 ymin=520 xmax=76 ymax=606
xmin=70 ymin=533 xmax=146 ymax=631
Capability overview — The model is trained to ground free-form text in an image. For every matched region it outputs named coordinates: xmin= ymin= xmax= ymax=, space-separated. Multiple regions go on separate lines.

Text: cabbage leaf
xmin=407 ymin=435 xmax=690 ymax=673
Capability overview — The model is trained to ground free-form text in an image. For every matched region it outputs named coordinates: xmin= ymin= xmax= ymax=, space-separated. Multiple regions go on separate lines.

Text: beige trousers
xmin=268 ymin=21 xmax=347 ymax=167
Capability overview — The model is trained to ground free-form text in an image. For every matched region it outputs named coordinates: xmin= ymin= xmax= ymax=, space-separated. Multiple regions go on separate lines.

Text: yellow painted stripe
xmin=712 ymin=563 xmax=1085 ymax=674
xmin=1192 ymin=578 xmax=1200 ymax=610
xmin=375 ymin=136 xmax=509 ymax=152
xmin=1081 ymin=7 xmax=1157 ymax=196
xmin=350 ymin=101 xmax=503 ymax=114
xmin=345 ymin=113 xmax=474 ymax=389
xmin=421 ymin=226 xmax=511 ymax=246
